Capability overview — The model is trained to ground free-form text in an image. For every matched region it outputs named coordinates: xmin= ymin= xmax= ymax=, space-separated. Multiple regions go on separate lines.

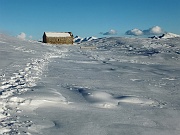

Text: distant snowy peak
xmin=82 ymin=36 xmax=97 ymax=42
xmin=74 ymin=36 xmax=83 ymax=43
xmin=159 ymin=33 xmax=180 ymax=39
xmin=74 ymin=36 xmax=97 ymax=43
xmin=150 ymin=33 xmax=180 ymax=39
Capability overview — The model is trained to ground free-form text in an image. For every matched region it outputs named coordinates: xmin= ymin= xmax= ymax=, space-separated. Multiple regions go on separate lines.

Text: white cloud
xmin=17 ymin=32 xmax=26 ymax=40
xmin=101 ymin=29 xmax=117 ymax=35
xmin=143 ymin=26 xmax=164 ymax=35
xmin=125 ymin=28 xmax=143 ymax=36
xmin=29 ymin=35 xmax=33 ymax=39
xmin=126 ymin=26 xmax=164 ymax=36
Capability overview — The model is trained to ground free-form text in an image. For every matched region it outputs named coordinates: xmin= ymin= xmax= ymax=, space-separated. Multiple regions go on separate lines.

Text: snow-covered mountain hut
xmin=43 ymin=32 xmax=73 ymax=44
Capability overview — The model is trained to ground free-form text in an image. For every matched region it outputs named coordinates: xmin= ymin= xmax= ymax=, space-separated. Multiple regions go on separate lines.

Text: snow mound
xmin=74 ymin=36 xmax=97 ymax=43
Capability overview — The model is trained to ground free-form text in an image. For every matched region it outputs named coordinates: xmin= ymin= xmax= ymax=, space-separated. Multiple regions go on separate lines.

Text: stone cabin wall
xmin=43 ymin=32 xmax=73 ymax=44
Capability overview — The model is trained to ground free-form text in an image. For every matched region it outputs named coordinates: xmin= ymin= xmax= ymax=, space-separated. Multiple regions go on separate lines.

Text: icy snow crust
xmin=0 ymin=34 xmax=180 ymax=134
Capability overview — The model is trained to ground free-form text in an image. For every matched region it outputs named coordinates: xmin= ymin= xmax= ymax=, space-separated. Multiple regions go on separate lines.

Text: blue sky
xmin=0 ymin=0 xmax=180 ymax=40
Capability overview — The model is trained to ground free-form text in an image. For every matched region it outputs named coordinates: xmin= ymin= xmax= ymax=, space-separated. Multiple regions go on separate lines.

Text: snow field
xmin=0 ymin=57 xmax=48 ymax=134
xmin=0 ymin=35 xmax=69 ymax=134
xmin=0 ymin=34 xmax=180 ymax=134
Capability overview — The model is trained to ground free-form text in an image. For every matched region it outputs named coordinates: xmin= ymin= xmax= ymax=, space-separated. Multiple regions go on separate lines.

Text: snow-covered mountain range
xmin=0 ymin=33 xmax=180 ymax=135
xmin=150 ymin=32 xmax=180 ymax=39
xmin=74 ymin=36 xmax=97 ymax=43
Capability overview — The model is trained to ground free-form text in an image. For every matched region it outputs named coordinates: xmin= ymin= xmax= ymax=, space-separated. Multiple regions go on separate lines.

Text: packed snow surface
xmin=0 ymin=34 xmax=180 ymax=135
xmin=44 ymin=32 xmax=71 ymax=37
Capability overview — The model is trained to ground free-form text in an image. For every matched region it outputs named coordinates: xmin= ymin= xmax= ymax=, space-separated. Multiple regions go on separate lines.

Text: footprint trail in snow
xmin=0 ymin=51 xmax=64 ymax=134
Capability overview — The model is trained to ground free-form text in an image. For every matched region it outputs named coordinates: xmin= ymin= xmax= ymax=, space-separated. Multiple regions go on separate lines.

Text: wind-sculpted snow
xmin=65 ymin=85 xmax=156 ymax=108
xmin=81 ymin=37 xmax=180 ymax=65
xmin=0 ymin=34 xmax=180 ymax=134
